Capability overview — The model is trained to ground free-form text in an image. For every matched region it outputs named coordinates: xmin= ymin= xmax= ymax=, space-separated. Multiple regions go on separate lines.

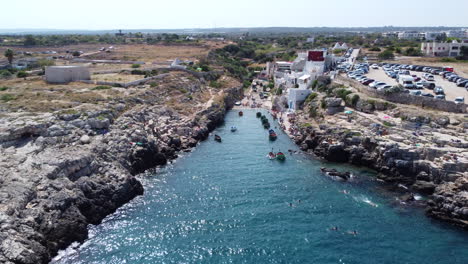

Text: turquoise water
xmin=53 ymin=110 xmax=468 ymax=264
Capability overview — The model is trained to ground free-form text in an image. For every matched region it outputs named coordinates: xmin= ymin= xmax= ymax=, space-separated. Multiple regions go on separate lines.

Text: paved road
xmin=366 ymin=68 xmax=468 ymax=102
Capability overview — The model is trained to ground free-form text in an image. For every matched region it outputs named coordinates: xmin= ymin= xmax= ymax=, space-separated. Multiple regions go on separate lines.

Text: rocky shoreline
xmin=291 ymin=124 xmax=468 ymax=229
xmin=0 ymin=85 xmax=243 ymax=264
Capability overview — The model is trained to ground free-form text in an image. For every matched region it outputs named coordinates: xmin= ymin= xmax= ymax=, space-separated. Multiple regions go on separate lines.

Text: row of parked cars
xmin=381 ymin=63 xmax=468 ymax=89
xmin=346 ymin=63 xmax=450 ymax=100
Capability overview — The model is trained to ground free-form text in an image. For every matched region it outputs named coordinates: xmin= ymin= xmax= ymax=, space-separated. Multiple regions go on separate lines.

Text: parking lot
xmin=366 ymin=67 xmax=468 ymax=102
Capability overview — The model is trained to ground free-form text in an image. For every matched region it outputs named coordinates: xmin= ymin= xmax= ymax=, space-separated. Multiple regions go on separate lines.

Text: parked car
xmin=434 ymin=87 xmax=445 ymax=95
xmin=410 ymin=90 xmax=422 ymax=96
xmin=456 ymin=79 xmax=468 ymax=87
xmin=454 ymin=97 xmax=465 ymax=104
xmin=375 ymin=83 xmax=389 ymax=89
xmin=423 ymin=82 xmax=436 ymax=89
xmin=369 ymin=81 xmax=386 ymax=88
xmin=423 ymin=74 xmax=435 ymax=81
xmin=435 ymin=94 xmax=446 ymax=100
xmin=371 ymin=64 xmax=379 ymax=69
xmin=415 ymin=82 xmax=424 ymax=89
xmin=421 ymin=92 xmax=434 ymax=98
xmin=362 ymin=79 xmax=375 ymax=85
xmin=377 ymin=85 xmax=393 ymax=90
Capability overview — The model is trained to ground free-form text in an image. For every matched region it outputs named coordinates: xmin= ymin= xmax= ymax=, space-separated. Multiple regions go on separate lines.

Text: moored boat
xmin=268 ymin=152 xmax=276 ymax=160
xmin=276 ymin=152 xmax=286 ymax=161
xmin=256 ymin=112 xmax=262 ymax=118
xmin=268 ymin=129 xmax=277 ymax=141
xmin=231 ymin=126 xmax=237 ymax=132
xmin=263 ymin=122 xmax=271 ymax=129
xmin=239 ymin=111 xmax=243 ymax=117
xmin=214 ymin=134 xmax=222 ymax=142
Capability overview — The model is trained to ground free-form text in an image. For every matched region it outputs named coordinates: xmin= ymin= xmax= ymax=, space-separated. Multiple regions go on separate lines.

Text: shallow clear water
xmin=53 ymin=109 xmax=468 ymax=264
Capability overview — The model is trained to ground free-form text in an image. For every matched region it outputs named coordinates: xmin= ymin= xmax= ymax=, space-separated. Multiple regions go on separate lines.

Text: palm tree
xmin=4 ymin=49 xmax=14 ymax=64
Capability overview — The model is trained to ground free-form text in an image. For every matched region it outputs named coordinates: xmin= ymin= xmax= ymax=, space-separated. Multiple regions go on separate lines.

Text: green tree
xmin=459 ymin=46 xmax=468 ymax=60
xmin=378 ymin=50 xmax=394 ymax=60
xmin=24 ymin=35 xmax=37 ymax=46
xmin=4 ymin=49 xmax=14 ymax=64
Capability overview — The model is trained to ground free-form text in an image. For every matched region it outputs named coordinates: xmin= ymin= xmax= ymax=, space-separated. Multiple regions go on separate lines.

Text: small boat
xmin=234 ymin=101 xmax=241 ymax=106
xmin=276 ymin=152 xmax=286 ymax=161
xmin=261 ymin=118 xmax=269 ymax=125
xmin=269 ymin=129 xmax=277 ymax=141
xmin=256 ymin=112 xmax=262 ymax=118
xmin=263 ymin=122 xmax=271 ymax=129
xmin=239 ymin=111 xmax=243 ymax=117
xmin=231 ymin=126 xmax=237 ymax=132
xmin=268 ymin=152 xmax=276 ymax=160
xmin=214 ymin=134 xmax=222 ymax=142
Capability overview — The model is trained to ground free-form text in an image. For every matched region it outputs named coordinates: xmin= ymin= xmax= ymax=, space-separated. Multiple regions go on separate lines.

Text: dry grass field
xmin=84 ymin=44 xmax=211 ymax=63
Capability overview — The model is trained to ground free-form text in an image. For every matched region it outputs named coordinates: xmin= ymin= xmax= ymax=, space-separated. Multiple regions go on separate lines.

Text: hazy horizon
xmin=1 ymin=0 xmax=467 ymax=31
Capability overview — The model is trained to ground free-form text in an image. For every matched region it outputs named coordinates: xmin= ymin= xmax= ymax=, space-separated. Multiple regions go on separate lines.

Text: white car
xmin=424 ymin=74 xmax=435 ymax=81
xmin=371 ymin=64 xmax=379 ymax=69
xmin=369 ymin=81 xmax=386 ymax=88
xmin=375 ymin=83 xmax=388 ymax=89
xmin=351 ymin=74 xmax=363 ymax=80
xmin=415 ymin=82 xmax=424 ymax=89
xmin=454 ymin=97 xmax=465 ymax=104
xmin=377 ymin=85 xmax=393 ymax=90
xmin=356 ymin=76 xmax=367 ymax=81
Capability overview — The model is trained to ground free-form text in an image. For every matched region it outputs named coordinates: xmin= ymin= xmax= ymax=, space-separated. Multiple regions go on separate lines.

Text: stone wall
xmin=45 ymin=66 xmax=91 ymax=84
xmin=335 ymin=75 xmax=467 ymax=113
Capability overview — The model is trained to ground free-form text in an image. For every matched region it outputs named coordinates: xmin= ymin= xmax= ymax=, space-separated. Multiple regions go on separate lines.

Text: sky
xmin=1 ymin=0 xmax=467 ymax=30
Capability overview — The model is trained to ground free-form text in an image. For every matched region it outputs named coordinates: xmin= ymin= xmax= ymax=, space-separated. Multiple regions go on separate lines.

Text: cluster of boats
xmin=257 ymin=112 xmax=286 ymax=161
xmin=257 ymin=112 xmax=271 ymax=129
xmin=268 ymin=151 xmax=286 ymax=161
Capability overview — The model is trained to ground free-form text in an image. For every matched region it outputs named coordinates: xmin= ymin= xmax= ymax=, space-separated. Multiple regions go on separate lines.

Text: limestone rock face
xmin=293 ymin=123 xmax=468 ymax=230
xmin=0 ymin=85 xmax=244 ymax=263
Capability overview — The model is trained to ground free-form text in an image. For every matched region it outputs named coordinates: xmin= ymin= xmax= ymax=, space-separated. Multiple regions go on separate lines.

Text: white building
xmin=445 ymin=30 xmax=468 ymax=39
xmin=332 ymin=42 xmax=348 ymax=50
xmin=421 ymin=40 xmax=468 ymax=57
xmin=423 ymin=32 xmax=445 ymax=41
xmin=288 ymin=88 xmax=311 ymax=110
xmin=306 ymin=37 xmax=315 ymax=43
xmin=45 ymin=66 xmax=90 ymax=83
xmin=276 ymin=61 xmax=293 ymax=71
xmin=398 ymin=32 xmax=421 ymax=40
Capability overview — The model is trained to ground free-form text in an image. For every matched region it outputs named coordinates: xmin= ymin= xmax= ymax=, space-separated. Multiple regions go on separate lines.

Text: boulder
xmin=324 ymin=98 xmax=343 ymax=107
xmin=411 ymin=180 xmax=436 ymax=195
xmin=80 ymin=135 xmax=91 ymax=144
xmin=87 ymin=118 xmax=110 ymax=129
xmin=435 ymin=116 xmax=450 ymax=127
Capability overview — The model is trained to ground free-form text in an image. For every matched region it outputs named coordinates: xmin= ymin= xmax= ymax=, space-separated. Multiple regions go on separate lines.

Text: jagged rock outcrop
xmin=294 ymin=125 xmax=468 ymax=229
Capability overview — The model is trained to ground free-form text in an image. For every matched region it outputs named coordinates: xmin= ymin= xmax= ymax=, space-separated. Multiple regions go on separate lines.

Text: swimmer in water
xmin=330 ymin=226 xmax=338 ymax=231
xmin=340 ymin=190 xmax=349 ymax=194
xmin=289 ymin=203 xmax=293 ymax=207
xmin=347 ymin=230 xmax=358 ymax=235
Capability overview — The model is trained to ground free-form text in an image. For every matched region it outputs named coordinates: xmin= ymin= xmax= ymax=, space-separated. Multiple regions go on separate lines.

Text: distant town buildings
xmin=421 ymin=39 xmax=468 ymax=57
xmin=269 ymin=49 xmax=334 ymax=110
xmin=397 ymin=31 xmax=421 ymax=40
xmin=332 ymin=42 xmax=348 ymax=50
xmin=306 ymin=37 xmax=315 ymax=43
xmin=384 ymin=29 xmax=468 ymax=40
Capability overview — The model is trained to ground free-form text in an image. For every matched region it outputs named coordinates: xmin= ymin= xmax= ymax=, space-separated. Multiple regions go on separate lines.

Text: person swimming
xmin=330 ymin=226 xmax=338 ymax=231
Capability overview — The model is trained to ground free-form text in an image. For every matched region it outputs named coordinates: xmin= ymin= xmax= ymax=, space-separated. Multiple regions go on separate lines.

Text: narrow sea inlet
xmin=52 ymin=109 xmax=468 ymax=264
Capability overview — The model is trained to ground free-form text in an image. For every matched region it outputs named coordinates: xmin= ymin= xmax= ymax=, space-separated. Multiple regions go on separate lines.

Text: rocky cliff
xmin=0 ymin=82 xmax=243 ymax=263
xmin=294 ymin=125 xmax=468 ymax=230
